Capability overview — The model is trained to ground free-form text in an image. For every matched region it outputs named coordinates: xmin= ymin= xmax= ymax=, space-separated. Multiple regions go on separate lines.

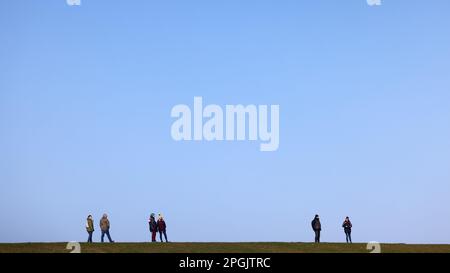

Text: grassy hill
xmin=1 ymin=242 xmax=450 ymax=253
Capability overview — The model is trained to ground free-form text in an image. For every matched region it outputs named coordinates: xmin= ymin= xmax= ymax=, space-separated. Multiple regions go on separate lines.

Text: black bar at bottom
xmin=0 ymin=253 xmax=447 ymax=272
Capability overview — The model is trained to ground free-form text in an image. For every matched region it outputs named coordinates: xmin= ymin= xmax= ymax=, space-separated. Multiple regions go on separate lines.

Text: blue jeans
xmin=87 ymin=231 xmax=93 ymax=243
xmin=159 ymin=230 xmax=168 ymax=242
xmin=101 ymin=229 xmax=113 ymax=243
xmin=345 ymin=231 xmax=352 ymax=243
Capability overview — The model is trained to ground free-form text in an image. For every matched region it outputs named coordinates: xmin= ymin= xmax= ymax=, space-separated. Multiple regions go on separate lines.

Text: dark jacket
xmin=342 ymin=220 xmax=352 ymax=232
xmin=149 ymin=217 xmax=157 ymax=232
xmin=157 ymin=219 xmax=167 ymax=232
xmin=311 ymin=217 xmax=321 ymax=231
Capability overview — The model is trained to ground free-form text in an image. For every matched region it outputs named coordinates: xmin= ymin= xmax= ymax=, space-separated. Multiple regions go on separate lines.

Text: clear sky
xmin=1 ymin=0 xmax=450 ymax=244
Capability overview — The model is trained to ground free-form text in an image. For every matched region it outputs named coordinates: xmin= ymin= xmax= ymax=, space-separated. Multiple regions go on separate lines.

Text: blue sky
xmin=1 ymin=0 xmax=450 ymax=243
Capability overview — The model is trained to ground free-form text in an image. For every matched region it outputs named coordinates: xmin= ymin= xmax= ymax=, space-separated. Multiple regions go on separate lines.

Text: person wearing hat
xmin=311 ymin=214 xmax=322 ymax=243
xmin=85 ymin=215 xmax=94 ymax=243
xmin=342 ymin=216 xmax=353 ymax=243
xmin=99 ymin=213 xmax=114 ymax=243
xmin=148 ymin=213 xmax=158 ymax=242
xmin=157 ymin=213 xmax=168 ymax=243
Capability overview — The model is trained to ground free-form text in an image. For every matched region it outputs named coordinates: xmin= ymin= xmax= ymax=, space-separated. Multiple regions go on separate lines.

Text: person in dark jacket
xmin=157 ymin=213 xmax=168 ymax=243
xmin=86 ymin=215 xmax=94 ymax=243
xmin=342 ymin=216 xmax=352 ymax=243
xmin=149 ymin=213 xmax=157 ymax=242
xmin=311 ymin=214 xmax=322 ymax=243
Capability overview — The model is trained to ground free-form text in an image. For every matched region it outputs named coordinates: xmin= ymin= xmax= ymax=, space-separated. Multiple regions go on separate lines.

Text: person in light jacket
xmin=99 ymin=213 xmax=114 ymax=243
xmin=86 ymin=215 xmax=94 ymax=243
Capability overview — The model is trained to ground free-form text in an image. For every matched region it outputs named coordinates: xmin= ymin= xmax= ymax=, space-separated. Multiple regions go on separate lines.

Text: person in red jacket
xmin=157 ymin=213 xmax=168 ymax=243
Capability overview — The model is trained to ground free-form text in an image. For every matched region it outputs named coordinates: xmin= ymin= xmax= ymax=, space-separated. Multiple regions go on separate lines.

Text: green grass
xmin=1 ymin=242 xmax=450 ymax=253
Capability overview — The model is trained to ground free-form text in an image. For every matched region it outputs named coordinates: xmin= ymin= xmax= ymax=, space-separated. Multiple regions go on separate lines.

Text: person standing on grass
xmin=342 ymin=216 xmax=353 ymax=243
xmin=100 ymin=213 xmax=115 ymax=243
xmin=311 ymin=214 xmax=322 ymax=243
xmin=157 ymin=213 xmax=168 ymax=242
xmin=149 ymin=213 xmax=158 ymax=242
xmin=86 ymin=215 xmax=94 ymax=243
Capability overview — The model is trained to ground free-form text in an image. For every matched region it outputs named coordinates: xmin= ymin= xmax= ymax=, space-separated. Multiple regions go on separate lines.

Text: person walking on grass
xmin=86 ymin=215 xmax=94 ymax=243
xmin=149 ymin=213 xmax=158 ymax=242
xmin=100 ymin=213 xmax=114 ymax=243
xmin=157 ymin=213 xmax=168 ymax=243
xmin=311 ymin=214 xmax=322 ymax=243
xmin=342 ymin=216 xmax=353 ymax=243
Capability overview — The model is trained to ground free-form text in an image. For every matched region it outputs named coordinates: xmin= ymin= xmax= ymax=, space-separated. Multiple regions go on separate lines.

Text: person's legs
xmin=159 ymin=231 xmax=163 ymax=242
xmin=163 ymin=231 xmax=168 ymax=242
xmin=106 ymin=230 xmax=113 ymax=242
xmin=314 ymin=230 xmax=320 ymax=243
xmin=101 ymin=231 xmax=105 ymax=243
xmin=152 ymin=231 xmax=156 ymax=242
xmin=88 ymin=231 xmax=93 ymax=243
xmin=345 ymin=232 xmax=349 ymax=243
xmin=348 ymin=231 xmax=352 ymax=243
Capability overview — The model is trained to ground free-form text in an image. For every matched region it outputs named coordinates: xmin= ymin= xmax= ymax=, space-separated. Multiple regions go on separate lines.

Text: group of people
xmin=86 ymin=213 xmax=352 ymax=244
xmin=148 ymin=213 xmax=168 ymax=242
xmin=85 ymin=214 xmax=115 ymax=243
xmin=85 ymin=213 xmax=169 ymax=243
xmin=311 ymin=215 xmax=353 ymax=243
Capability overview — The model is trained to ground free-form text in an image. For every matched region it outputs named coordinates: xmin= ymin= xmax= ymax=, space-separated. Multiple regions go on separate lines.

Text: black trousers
xmin=315 ymin=230 xmax=321 ymax=243
xmin=159 ymin=230 xmax=168 ymax=242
